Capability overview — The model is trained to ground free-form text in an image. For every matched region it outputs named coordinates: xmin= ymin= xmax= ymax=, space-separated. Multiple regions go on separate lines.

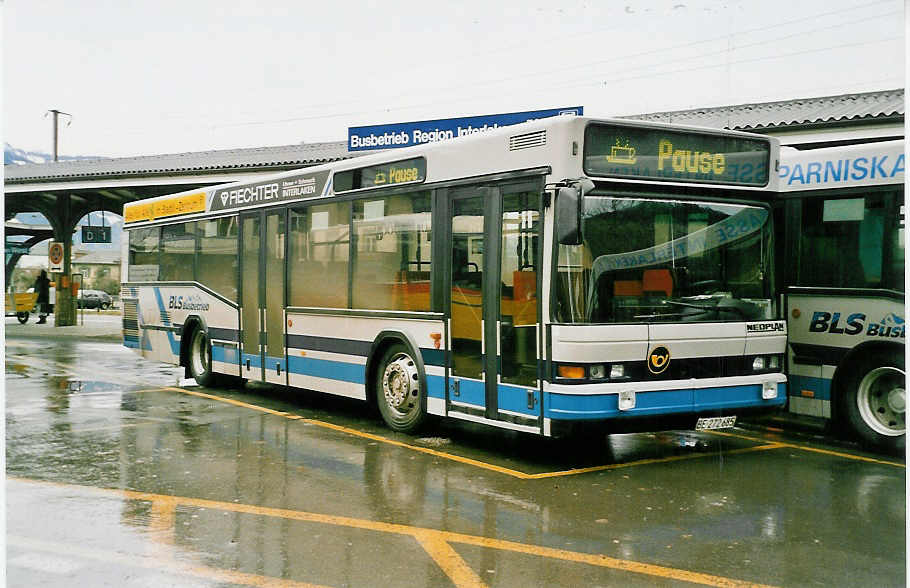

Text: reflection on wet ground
xmin=6 ymin=337 xmax=906 ymax=587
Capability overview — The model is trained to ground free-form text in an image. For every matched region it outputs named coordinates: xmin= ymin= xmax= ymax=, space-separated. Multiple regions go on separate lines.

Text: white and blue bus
xmin=121 ymin=115 xmax=786 ymax=437
xmin=777 ymin=140 xmax=905 ymax=452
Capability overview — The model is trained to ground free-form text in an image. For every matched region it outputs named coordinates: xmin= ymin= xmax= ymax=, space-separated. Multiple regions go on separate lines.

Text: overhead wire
xmin=208 ymin=0 xmax=900 ymax=128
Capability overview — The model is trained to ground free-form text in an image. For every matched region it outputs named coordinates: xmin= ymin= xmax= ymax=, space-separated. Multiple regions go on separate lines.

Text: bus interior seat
xmin=643 ymin=269 xmax=673 ymax=297
xmin=613 ymin=280 xmax=643 ymax=297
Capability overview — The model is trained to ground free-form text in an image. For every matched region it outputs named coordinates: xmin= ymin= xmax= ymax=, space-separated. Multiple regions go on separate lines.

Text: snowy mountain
xmin=4 ymin=142 xmax=102 ymax=165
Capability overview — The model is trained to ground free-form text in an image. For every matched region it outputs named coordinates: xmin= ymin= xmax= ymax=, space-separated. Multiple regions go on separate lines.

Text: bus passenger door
xmin=447 ymin=182 xmax=542 ymax=429
xmin=240 ymin=210 xmax=287 ymax=385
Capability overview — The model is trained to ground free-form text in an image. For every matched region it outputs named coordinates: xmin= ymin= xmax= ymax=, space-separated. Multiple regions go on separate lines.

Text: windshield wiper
xmin=662 ymin=299 xmax=747 ymax=318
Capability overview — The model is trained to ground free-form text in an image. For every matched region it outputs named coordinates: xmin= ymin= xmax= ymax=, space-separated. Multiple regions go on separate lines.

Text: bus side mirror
xmin=556 ymin=186 xmax=582 ymax=245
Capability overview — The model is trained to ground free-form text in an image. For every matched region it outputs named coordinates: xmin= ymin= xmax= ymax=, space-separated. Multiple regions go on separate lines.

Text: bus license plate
xmin=695 ymin=416 xmax=737 ymax=431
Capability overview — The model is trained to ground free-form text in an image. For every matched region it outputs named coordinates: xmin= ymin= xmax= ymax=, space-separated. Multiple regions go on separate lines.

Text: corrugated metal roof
xmin=623 ymin=88 xmax=904 ymax=131
xmin=5 ymin=140 xmax=356 ymax=183
xmin=6 ymin=89 xmax=903 ymax=184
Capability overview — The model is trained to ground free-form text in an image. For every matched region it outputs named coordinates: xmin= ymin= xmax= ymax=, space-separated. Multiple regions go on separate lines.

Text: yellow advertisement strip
xmin=124 ymin=191 xmax=206 ymax=223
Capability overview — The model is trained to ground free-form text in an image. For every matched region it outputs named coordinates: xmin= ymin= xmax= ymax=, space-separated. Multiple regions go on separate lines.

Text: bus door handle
xmin=450 ymin=379 xmax=460 ymax=397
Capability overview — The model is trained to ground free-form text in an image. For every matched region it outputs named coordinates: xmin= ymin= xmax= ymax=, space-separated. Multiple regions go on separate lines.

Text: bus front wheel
xmin=841 ymin=350 xmax=905 ymax=453
xmin=189 ymin=328 xmax=217 ymax=387
xmin=375 ymin=344 xmax=427 ymax=433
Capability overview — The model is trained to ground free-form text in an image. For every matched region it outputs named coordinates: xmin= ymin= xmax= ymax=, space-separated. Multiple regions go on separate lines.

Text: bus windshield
xmin=554 ymin=194 xmax=773 ymax=324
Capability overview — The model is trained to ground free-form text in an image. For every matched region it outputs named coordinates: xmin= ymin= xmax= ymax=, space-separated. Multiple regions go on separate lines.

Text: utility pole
xmin=45 ymin=109 xmax=72 ymax=162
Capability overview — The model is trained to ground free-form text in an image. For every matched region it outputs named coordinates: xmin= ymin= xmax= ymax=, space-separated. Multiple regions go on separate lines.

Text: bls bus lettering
xmin=809 ymin=311 xmax=906 ymax=339
xmin=809 ymin=311 xmax=866 ymax=335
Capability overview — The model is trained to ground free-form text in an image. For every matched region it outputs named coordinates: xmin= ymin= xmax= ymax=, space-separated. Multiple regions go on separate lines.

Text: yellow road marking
xmin=440 ymin=532 xmax=776 ymax=588
xmin=523 ymin=443 xmax=785 ymax=479
xmin=158 ymin=386 xmax=536 ymax=479
xmin=10 ymin=477 xmax=779 ymax=588
xmin=706 ymin=430 xmax=905 ymax=468
xmin=138 ymin=386 xmax=902 ymax=477
xmin=9 ymin=535 xmax=325 ymax=588
xmin=413 ymin=530 xmax=488 ymax=588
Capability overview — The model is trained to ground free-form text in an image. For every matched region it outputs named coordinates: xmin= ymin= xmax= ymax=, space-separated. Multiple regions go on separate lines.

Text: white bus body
xmin=778 ymin=140 xmax=905 ymax=451
xmin=122 ymin=115 xmax=786 ymax=437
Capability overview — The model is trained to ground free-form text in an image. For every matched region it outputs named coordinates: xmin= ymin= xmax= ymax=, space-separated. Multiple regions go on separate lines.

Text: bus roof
xmin=123 ymin=115 xmax=779 ymax=226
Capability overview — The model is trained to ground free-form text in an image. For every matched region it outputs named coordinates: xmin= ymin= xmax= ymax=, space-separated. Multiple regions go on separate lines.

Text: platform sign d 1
xmin=48 ymin=242 xmax=64 ymax=272
xmin=82 ymin=225 xmax=112 ymax=243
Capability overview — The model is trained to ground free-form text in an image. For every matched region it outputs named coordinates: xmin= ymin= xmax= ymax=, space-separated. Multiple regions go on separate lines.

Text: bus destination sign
xmin=334 ymin=157 xmax=426 ymax=192
xmin=584 ymin=124 xmax=771 ymax=187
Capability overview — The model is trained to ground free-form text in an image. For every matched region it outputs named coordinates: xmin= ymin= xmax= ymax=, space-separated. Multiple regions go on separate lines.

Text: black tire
xmin=375 ymin=343 xmax=427 ymax=433
xmin=840 ymin=350 xmax=905 ymax=453
xmin=188 ymin=327 xmax=217 ymax=387
xmin=100 ymin=302 xmax=110 ymax=310
xmin=16 ymin=312 xmax=28 ymax=324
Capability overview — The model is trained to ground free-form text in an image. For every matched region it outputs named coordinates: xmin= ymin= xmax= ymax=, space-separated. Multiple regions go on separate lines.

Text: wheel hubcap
xmin=857 ymin=366 xmax=906 ymax=436
xmin=192 ymin=331 xmax=208 ymax=376
xmin=382 ymin=353 xmax=419 ymax=418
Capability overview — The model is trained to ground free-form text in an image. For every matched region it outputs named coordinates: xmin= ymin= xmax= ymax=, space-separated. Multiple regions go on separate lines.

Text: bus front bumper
xmin=543 ymin=373 xmax=787 ymax=422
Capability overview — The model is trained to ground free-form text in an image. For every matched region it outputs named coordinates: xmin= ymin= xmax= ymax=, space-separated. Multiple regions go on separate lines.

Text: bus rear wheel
xmin=375 ymin=344 xmax=426 ymax=433
xmin=841 ymin=351 xmax=905 ymax=453
xmin=189 ymin=328 xmax=217 ymax=387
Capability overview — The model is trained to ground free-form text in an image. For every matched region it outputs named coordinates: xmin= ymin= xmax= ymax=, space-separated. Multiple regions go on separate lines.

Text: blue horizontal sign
xmin=348 ymin=106 xmax=583 ymax=151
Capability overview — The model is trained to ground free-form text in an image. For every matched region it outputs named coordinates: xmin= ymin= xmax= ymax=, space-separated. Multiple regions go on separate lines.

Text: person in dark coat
xmin=34 ymin=270 xmax=50 ymax=324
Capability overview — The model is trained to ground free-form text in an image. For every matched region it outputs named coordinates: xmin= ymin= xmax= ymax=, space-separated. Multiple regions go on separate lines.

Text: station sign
xmin=48 ymin=241 xmax=64 ymax=272
xmin=584 ymin=123 xmax=771 ymax=187
xmin=348 ymin=106 xmax=583 ymax=152
xmin=82 ymin=225 xmax=112 ymax=243
xmin=5 ymin=243 xmax=29 ymax=255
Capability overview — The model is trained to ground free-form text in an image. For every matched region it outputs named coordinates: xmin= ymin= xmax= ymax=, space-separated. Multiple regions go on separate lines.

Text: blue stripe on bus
xmin=544 ymin=384 xmax=786 ymax=420
xmin=212 ymin=345 xmax=239 ymax=364
xmin=264 ymin=355 xmax=287 ymax=373
xmin=498 ymin=383 xmax=540 ymax=416
xmin=427 ymin=374 xmax=445 ymax=399
xmin=450 ymin=378 xmax=485 ymax=408
xmin=787 ymin=375 xmax=831 ymax=401
xmin=287 ymin=356 xmax=365 ymax=384
xmin=152 ymin=287 xmax=180 ymax=356
xmin=241 ymin=353 xmax=263 ymax=369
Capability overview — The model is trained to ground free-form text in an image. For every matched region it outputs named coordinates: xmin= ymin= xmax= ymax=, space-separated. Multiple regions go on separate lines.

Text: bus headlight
xmin=589 ymin=364 xmax=606 ymax=379
xmin=610 ymin=364 xmax=625 ymax=379
xmin=557 ymin=365 xmax=585 ymax=379
xmin=752 ymin=355 xmax=783 ymax=373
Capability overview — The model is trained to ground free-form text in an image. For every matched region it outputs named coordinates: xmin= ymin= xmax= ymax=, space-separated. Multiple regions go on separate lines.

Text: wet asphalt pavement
xmin=5 ymin=320 xmax=906 ymax=587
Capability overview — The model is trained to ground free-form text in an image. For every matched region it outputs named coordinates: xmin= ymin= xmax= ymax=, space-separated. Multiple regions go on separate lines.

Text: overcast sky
xmin=3 ymin=0 xmax=905 ymax=158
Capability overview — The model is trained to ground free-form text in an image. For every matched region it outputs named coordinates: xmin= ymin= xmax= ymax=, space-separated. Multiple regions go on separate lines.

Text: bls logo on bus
xmin=167 ymin=295 xmax=210 ymax=312
xmin=809 ymin=311 xmax=906 ymax=338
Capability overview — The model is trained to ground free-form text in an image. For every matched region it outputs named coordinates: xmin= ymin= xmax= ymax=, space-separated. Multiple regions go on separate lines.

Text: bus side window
xmin=798 ymin=195 xmax=887 ymax=289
